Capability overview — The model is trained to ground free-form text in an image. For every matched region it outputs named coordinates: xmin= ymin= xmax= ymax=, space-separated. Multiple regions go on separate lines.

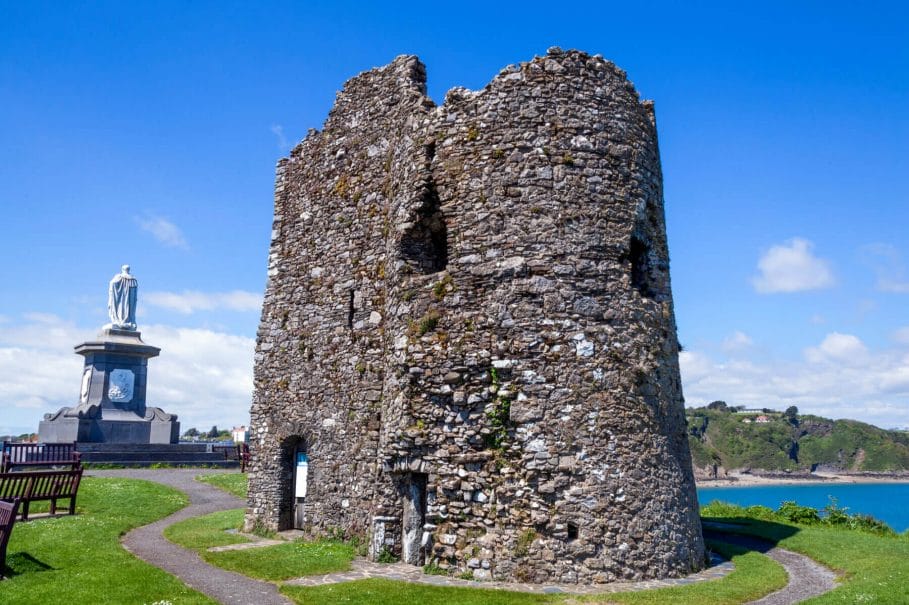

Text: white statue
xmin=107 ymin=265 xmax=139 ymax=330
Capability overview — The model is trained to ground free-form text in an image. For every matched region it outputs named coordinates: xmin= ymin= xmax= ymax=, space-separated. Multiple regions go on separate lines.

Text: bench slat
xmin=0 ymin=468 xmax=83 ymax=521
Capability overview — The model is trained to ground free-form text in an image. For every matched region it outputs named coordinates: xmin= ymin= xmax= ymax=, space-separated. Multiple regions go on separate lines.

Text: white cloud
xmin=136 ymin=215 xmax=189 ymax=249
xmin=271 ymin=124 xmax=289 ymax=150
xmin=144 ymin=290 xmax=263 ymax=314
xmin=804 ymin=332 xmax=869 ymax=365
xmin=679 ymin=350 xmax=714 ymax=383
xmin=682 ymin=333 xmax=909 ymax=429
xmin=862 ymin=243 xmax=909 ymax=293
xmin=140 ymin=324 xmax=255 ymax=431
xmin=751 ymin=238 xmax=835 ymax=293
xmin=721 ymin=331 xmax=753 ymax=353
xmin=0 ymin=315 xmax=253 ymax=437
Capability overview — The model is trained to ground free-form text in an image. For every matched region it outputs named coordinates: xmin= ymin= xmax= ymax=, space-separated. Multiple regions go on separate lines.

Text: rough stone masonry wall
xmin=248 ymin=47 xmax=705 ymax=584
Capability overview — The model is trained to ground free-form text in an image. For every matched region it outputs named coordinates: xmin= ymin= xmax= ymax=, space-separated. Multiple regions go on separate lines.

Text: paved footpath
xmin=90 ymin=469 xmax=837 ymax=605
xmin=89 ymin=469 xmax=292 ymax=605
xmin=705 ymin=527 xmax=837 ymax=605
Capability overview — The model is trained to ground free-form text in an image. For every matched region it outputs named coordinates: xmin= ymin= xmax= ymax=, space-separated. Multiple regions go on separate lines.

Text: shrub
xmin=777 ymin=501 xmax=821 ymax=525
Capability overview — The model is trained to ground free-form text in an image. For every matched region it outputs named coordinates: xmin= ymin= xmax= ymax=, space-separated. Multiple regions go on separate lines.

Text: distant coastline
xmin=696 ymin=471 xmax=909 ymax=488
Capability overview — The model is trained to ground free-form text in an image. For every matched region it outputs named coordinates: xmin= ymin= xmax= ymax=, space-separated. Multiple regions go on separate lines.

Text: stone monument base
xmin=38 ymin=328 xmax=180 ymax=445
xmin=38 ymin=413 xmax=179 ymax=445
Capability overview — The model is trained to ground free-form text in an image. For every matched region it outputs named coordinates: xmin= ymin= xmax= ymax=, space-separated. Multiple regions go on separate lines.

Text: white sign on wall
xmin=295 ymin=452 xmax=309 ymax=498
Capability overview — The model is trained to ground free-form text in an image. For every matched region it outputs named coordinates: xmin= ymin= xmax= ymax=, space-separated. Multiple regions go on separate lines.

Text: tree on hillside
xmin=207 ymin=425 xmax=220 ymax=439
xmin=784 ymin=406 xmax=799 ymax=425
xmin=707 ymin=400 xmax=728 ymax=411
xmin=183 ymin=427 xmax=199 ymax=438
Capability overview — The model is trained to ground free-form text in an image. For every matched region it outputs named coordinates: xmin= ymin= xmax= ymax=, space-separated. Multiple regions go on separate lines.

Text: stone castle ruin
xmin=247 ymin=48 xmax=705 ymax=583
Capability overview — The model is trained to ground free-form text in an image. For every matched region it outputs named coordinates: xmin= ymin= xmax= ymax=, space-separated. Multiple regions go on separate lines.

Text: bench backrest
xmin=0 ymin=498 xmax=17 ymax=528
xmin=0 ymin=468 xmax=83 ymax=500
xmin=1 ymin=442 xmax=80 ymax=472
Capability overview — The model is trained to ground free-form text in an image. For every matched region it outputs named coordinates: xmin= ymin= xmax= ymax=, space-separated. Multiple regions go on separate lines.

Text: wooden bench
xmin=237 ymin=443 xmax=250 ymax=473
xmin=212 ymin=443 xmax=250 ymax=472
xmin=1 ymin=442 xmax=81 ymax=473
xmin=0 ymin=498 xmax=20 ymax=578
xmin=0 ymin=468 xmax=83 ymax=521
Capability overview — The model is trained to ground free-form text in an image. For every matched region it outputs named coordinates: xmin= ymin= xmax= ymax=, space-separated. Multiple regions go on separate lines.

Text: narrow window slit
xmin=400 ymin=181 xmax=447 ymax=274
xmin=567 ymin=523 xmax=579 ymax=541
xmin=629 ymin=236 xmax=655 ymax=299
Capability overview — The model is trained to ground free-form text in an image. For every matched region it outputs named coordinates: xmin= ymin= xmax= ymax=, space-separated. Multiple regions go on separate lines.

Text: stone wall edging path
xmin=92 ymin=469 xmax=836 ymax=605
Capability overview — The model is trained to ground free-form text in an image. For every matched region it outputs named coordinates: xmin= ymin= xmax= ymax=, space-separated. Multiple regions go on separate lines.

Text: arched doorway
xmin=279 ymin=435 xmax=308 ymax=530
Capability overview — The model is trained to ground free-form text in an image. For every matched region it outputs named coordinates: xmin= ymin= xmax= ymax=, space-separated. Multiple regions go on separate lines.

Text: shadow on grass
xmin=702 ymin=516 xmax=800 ymax=553
xmin=4 ymin=552 xmax=55 ymax=576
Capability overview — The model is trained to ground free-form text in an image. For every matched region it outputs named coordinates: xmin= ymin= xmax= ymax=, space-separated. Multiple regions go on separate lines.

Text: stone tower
xmin=247 ymin=48 xmax=704 ymax=583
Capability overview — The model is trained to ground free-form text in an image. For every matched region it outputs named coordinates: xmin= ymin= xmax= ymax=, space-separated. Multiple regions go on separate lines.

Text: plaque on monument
xmin=38 ymin=265 xmax=180 ymax=444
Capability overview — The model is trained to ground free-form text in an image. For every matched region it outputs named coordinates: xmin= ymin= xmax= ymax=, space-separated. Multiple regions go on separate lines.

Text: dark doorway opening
xmin=279 ymin=436 xmax=308 ymax=530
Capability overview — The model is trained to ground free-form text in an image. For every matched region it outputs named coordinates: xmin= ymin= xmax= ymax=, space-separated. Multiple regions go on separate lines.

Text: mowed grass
xmin=702 ymin=501 xmax=909 ymax=604
xmin=164 ymin=508 xmax=356 ymax=581
xmin=281 ymin=541 xmax=786 ymax=605
xmin=196 ymin=472 xmax=248 ymax=498
xmin=163 ymin=508 xmax=251 ymax=549
xmin=0 ymin=477 xmax=215 ymax=605
xmin=601 ymin=541 xmax=786 ymax=605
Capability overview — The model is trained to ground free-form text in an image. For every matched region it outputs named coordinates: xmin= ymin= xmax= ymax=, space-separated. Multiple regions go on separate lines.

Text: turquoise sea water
xmin=697 ymin=482 xmax=909 ymax=532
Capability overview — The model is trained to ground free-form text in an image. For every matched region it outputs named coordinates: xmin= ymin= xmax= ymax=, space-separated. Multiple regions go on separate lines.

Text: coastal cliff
xmin=687 ymin=404 xmax=909 ymax=479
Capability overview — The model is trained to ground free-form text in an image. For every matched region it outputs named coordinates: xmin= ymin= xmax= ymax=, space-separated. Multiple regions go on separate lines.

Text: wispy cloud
xmin=721 ymin=330 xmax=753 ymax=354
xmin=136 ymin=215 xmax=189 ymax=249
xmin=144 ymin=290 xmax=263 ymax=314
xmin=862 ymin=243 xmax=909 ymax=293
xmin=270 ymin=124 xmax=289 ymax=151
xmin=751 ymin=238 xmax=835 ymax=294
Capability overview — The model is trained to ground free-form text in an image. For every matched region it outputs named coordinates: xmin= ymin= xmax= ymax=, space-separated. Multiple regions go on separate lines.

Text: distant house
xmin=755 ymin=415 xmax=771 ymax=424
xmin=231 ymin=426 xmax=249 ymax=443
xmin=736 ymin=408 xmax=766 ymax=415
xmin=742 ymin=417 xmax=753 ymax=424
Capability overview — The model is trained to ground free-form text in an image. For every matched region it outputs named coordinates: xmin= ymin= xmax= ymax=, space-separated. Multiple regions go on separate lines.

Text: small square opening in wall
xmin=567 ymin=523 xmax=579 ymax=541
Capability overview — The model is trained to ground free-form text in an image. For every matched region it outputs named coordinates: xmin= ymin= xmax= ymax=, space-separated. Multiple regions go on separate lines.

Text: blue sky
xmin=1 ymin=1 xmax=907 ymax=435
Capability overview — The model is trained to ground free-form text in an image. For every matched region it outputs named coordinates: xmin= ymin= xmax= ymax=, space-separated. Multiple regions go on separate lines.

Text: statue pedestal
xmin=39 ymin=329 xmax=180 ymax=444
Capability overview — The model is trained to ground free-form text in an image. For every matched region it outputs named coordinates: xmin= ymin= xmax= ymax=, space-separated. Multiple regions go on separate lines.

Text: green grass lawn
xmin=164 ymin=508 xmax=356 ymax=581
xmin=0 ymin=477 xmax=216 ymax=605
xmin=702 ymin=501 xmax=909 ymax=604
xmin=196 ymin=472 xmax=248 ymax=498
